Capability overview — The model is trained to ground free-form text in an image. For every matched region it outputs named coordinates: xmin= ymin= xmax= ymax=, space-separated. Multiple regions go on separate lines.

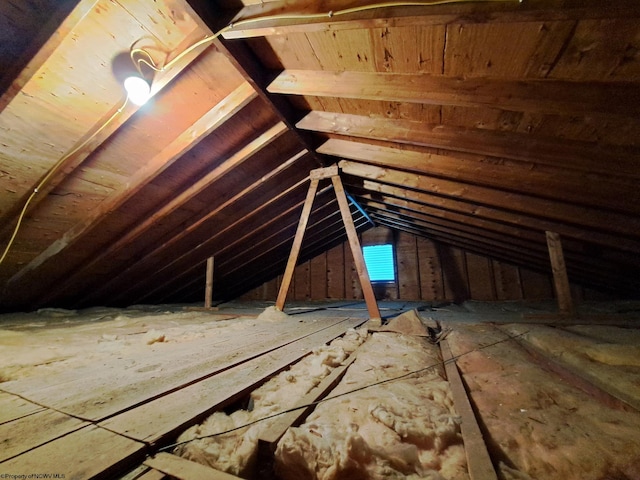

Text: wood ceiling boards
xmin=0 ymin=0 xmax=639 ymax=310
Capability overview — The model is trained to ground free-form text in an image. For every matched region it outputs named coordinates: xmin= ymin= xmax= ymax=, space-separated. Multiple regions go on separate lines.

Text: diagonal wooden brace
xmin=275 ymin=166 xmax=381 ymax=321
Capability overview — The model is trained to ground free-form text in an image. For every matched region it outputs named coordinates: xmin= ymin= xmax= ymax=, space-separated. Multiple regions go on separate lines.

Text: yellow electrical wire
xmin=0 ymin=98 xmax=128 ymax=266
xmin=132 ymin=0 xmax=519 ymax=73
xmin=1 ymin=0 xmax=518 ymax=268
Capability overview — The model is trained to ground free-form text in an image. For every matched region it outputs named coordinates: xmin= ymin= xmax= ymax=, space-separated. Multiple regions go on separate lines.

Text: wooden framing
xmin=145 ymin=453 xmax=242 ymax=479
xmin=268 ymin=70 xmax=639 ymax=117
xmin=440 ymin=339 xmax=497 ymax=480
xmin=204 ymin=256 xmax=214 ymax=308
xmin=275 ymin=177 xmax=320 ymax=310
xmin=321 ymin=138 xmax=638 ymax=215
xmin=340 ymin=160 xmax=640 ymax=250
xmin=220 ymin=1 xmax=640 ymax=39
xmin=298 ymin=111 xmax=640 ymax=178
xmin=8 ymin=83 xmax=258 ymax=287
xmin=331 ymin=175 xmax=381 ymax=321
xmin=545 ymin=231 xmax=574 ymax=316
xmin=275 ymin=166 xmax=381 ymax=320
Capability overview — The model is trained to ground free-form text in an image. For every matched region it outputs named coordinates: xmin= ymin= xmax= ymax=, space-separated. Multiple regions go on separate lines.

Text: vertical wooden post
xmin=275 ymin=178 xmax=319 ymax=311
xmin=332 ymin=175 xmax=381 ymax=321
xmin=545 ymin=231 xmax=574 ymax=316
xmin=204 ymin=256 xmax=214 ymax=309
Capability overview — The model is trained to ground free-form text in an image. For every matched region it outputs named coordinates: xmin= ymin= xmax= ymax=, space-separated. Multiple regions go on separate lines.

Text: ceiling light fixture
xmin=123 ymin=75 xmax=151 ymax=106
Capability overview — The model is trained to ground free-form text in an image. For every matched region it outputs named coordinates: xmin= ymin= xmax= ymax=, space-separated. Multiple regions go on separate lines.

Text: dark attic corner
xmin=1 ymin=0 xmax=640 ymax=479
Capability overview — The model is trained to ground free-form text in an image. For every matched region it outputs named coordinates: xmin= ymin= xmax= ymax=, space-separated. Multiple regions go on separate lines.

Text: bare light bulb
xmin=124 ymin=76 xmax=151 ymax=106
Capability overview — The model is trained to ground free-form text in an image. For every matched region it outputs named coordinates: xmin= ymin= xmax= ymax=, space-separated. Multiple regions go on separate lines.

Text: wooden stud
xmin=545 ymin=231 xmax=574 ymax=316
xmin=204 ymin=256 xmax=214 ymax=309
xmin=440 ymin=340 xmax=498 ymax=480
xmin=331 ymin=175 xmax=381 ymax=321
xmin=275 ymin=178 xmax=319 ymax=311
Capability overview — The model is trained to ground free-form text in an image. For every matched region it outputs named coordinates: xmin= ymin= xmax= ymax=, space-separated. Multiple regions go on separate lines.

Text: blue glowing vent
xmin=363 ymin=244 xmax=395 ymax=282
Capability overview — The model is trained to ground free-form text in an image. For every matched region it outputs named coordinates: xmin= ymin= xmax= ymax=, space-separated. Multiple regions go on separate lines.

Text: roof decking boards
xmin=0 ymin=0 xmax=639 ymax=310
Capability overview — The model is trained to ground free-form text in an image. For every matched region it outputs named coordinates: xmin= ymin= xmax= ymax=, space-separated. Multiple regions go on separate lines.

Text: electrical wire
xmin=131 ymin=0 xmax=519 ymax=73
xmin=1 ymin=0 xmax=519 ymax=266
xmin=0 ymin=98 xmax=129 ymax=267
xmin=157 ymin=329 xmax=528 ymax=453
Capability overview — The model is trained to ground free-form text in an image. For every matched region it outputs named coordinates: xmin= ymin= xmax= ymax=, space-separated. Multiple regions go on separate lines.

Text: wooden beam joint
xmin=309 ymin=164 xmax=339 ymax=180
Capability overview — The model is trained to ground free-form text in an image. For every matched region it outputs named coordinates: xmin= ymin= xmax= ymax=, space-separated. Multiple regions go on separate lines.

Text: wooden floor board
xmin=2 ymin=316 xmax=352 ymax=422
xmin=0 ymin=392 xmax=45 ymax=424
xmin=0 ymin=425 xmax=146 ymax=479
xmin=441 ymin=339 xmax=498 ymax=480
xmin=99 ymin=318 xmax=365 ymax=444
xmin=0 ymin=409 xmax=87 ymax=462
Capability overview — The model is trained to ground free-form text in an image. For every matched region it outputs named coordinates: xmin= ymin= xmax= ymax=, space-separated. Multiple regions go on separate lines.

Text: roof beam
xmin=139 ymin=193 xmax=354 ymax=304
xmin=370 ymin=215 xmax=624 ymax=293
xmin=298 ymin=111 xmax=640 ymax=178
xmin=84 ymin=164 xmax=321 ymax=307
xmin=268 ymin=70 xmax=639 ymax=117
xmin=0 ymin=4 xmax=210 ymax=246
xmin=340 ymin=161 xmax=640 ymax=242
xmin=348 ymin=183 xmax=640 ymax=269
xmin=319 ymin=138 xmax=638 ymax=214
xmin=7 ymin=82 xmax=258 ymax=286
xmin=221 ymin=0 xmax=640 ymax=38
xmin=339 ymin=160 xmax=640 ymax=244
xmin=361 ymin=199 xmax=633 ymax=284
xmin=217 ymin=217 xmax=369 ymax=302
xmin=39 ymin=125 xmax=292 ymax=308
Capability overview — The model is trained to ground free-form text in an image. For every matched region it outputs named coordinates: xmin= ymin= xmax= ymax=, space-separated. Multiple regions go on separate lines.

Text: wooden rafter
xmin=217 ymin=217 xmax=371 ymax=304
xmin=298 ymin=111 xmax=640 ymax=178
xmin=351 ymin=190 xmax=640 ymax=280
xmin=320 ymin=138 xmax=638 ymax=213
xmin=151 ymin=205 xmax=367 ymax=304
xmin=0 ymin=0 xmax=210 ymax=245
xmin=269 ymin=70 xmax=640 ymax=116
xmin=75 ymin=152 xmax=315 ymax=308
xmin=133 ymin=185 xmax=339 ymax=305
xmin=364 ymin=204 xmax=626 ymax=287
xmin=343 ymin=176 xmax=640 ymax=255
xmin=221 ymin=0 xmax=640 ymax=38
xmin=339 ymin=160 xmax=640 ymax=246
xmin=7 ymin=82 xmax=258 ymax=286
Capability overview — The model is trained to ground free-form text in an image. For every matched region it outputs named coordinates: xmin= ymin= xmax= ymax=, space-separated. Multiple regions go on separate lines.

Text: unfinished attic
xmin=1 ymin=0 xmax=640 ymax=479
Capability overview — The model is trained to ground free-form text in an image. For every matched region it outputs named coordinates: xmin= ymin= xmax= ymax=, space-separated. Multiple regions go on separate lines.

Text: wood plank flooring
xmin=0 ymin=310 xmax=364 ymax=478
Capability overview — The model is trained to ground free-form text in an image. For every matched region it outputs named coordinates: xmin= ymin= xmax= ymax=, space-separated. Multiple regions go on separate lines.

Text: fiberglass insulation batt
xmin=174 ymin=327 xmax=369 ymax=476
xmin=275 ymin=332 xmax=468 ymax=480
